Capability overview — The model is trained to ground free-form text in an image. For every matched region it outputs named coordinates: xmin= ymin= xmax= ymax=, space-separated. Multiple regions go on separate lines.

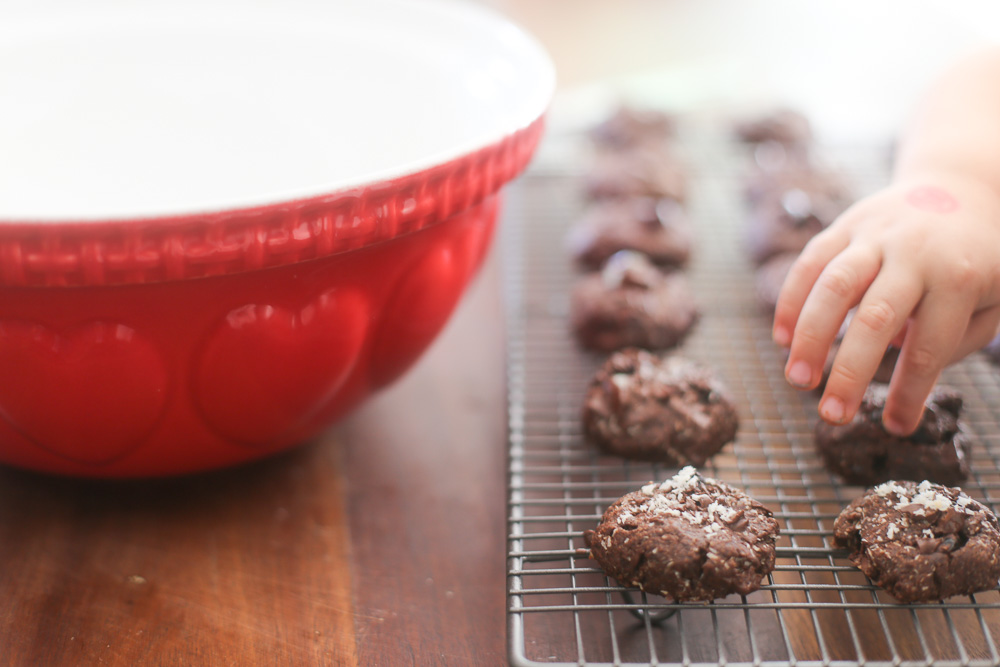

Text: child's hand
xmin=772 ymin=175 xmax=1000 ymax=435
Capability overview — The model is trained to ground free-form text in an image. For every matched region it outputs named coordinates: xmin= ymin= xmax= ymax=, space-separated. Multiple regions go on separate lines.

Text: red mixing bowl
xmin=0 ymin=0 xmax=554 ymax=477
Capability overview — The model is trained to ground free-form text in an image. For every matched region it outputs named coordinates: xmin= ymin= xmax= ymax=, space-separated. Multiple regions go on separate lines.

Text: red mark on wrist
xmin=905 ymin=185 xmax=960 ymax=214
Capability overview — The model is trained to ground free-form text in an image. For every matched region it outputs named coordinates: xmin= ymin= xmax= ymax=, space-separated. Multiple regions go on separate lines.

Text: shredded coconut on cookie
xmin=874 ymin=479 xmax=970 ymax=515
xmin=707 ymin=500 xmax=738 ymax=524
xmin=659 ymin=465 xmax=700 ymax=493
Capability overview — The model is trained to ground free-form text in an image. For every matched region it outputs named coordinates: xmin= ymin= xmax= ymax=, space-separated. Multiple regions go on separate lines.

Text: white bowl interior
xmin=0 ymin=0 xmax=554 ymax=221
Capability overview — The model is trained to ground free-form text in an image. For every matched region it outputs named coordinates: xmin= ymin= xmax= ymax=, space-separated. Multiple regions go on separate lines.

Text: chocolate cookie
xmin=744 ymin=166 xmax=853 ymax=265
xmin=566 ymin=197 xmax=693 ymax=270
xmin=583 ymin=146 xmax=688 ymax=203
xmin=734 ymin=108 xmax=813 ymax=147
xmin=590 ymin=105 xmax=676 ymax=150
xmin=833 ymin=480 xmax=1000 ymax=602
xmin=582 ymin=348 xmax=739 ymax=464
xmin=815 ymin=384 xmax=972 ymax=486
xmin=570 ymin=251 xmax=699 ymax=352
xmin=583 ymin=467 xmax=780 ymax=601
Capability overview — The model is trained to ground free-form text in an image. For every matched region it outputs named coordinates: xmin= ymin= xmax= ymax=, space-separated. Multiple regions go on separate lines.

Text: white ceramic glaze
xmin=0 ymin=0 xmax=555 ymax=221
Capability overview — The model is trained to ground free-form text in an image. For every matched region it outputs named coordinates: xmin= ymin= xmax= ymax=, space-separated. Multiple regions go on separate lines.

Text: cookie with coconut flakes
xmin=815 ymin=384 xmax=971 ymax=487
xmin=569 ymin=251 xmax=699 ymax=353
xmin=582 ymin=348 xmax=738 ymax=465
xmin=833 ymin=480 xmax=1000 ymax=603
xmin=566 ymin=196 xmax=693 ymax=270
xmin=583 ymin=467 xmax=780 ymax=602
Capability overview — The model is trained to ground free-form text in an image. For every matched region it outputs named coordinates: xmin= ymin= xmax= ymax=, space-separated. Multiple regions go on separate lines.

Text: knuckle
xmin=817 ymin=265 xmax=858 ymax=300
xmin=792 ymin=325 xmax=825 ymax=348
xmin=904 ymin=345 xmax=940 ymax=378
xmin=798 ymin=234 xmax=828 ymax=259
xmin=854 ymin=300 xmax=898 ymax=335
xmin=792 ymin=243 xmax=827 ymax=275
xmin=941 ymin=258 xmax=983 ymax=291
xmin=826 ymin=361 xmax=867 ymax=388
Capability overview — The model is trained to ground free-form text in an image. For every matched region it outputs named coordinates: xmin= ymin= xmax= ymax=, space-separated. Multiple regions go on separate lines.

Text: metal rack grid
xmin=504 ymin=122 xmax=1000 ymax=667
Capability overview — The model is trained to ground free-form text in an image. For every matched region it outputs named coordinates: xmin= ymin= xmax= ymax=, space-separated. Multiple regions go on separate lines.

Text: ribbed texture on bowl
xmin=0 ymin=118 xmax=544 ymax=287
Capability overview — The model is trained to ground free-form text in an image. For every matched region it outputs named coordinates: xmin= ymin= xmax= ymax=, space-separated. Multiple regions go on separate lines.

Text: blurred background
xmin=481 ymin=0 xmax=1000 ymax=143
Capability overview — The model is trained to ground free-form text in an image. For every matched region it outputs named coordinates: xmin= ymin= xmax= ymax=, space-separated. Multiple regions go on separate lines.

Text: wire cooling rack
xmin=504 ymin=120 xmax=1000 ymax=667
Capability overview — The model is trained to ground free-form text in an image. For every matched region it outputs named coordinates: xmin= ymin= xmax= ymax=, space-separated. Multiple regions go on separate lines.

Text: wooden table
xmin=0 ymin=247 xmax=508 ymax=666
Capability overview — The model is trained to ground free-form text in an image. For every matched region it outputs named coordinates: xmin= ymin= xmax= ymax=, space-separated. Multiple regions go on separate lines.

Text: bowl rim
xmin=0 ymin=117 xmax=545 ymax=287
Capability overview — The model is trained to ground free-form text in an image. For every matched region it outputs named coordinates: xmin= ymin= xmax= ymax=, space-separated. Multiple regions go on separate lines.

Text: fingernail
xmin=786 ymin=360 xmax=812 ymax=388
xmin=820 ymin=396 xmax=845 ymax=423
xmin=883 ymin=415 xmax=907 ymax=436
xmin=773 ymin=326 xmax=791 ymax=347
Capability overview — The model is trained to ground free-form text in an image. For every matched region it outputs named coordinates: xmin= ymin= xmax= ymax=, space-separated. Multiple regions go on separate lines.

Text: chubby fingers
xmin=780 ymin=241 xmax=882 ymax=391
xmin=818 ymin=271 xmax=922 ymax=426
xmin=879 ymin=286 xmax=979 ymax=434
xmin=772 ymin=230 xmax=849 ymax=347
